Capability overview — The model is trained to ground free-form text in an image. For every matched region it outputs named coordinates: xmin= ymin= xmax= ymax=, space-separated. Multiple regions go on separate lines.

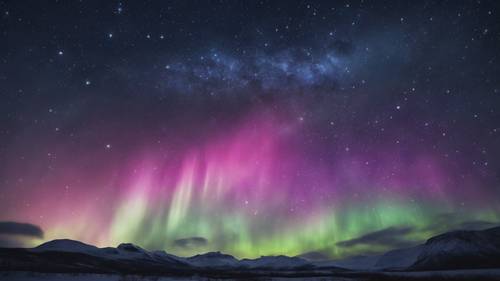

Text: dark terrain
xmin=1 ymin=227 xmax=500 ymax=280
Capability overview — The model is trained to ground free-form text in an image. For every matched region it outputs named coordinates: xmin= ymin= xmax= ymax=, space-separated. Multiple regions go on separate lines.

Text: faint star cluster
xmin=161 ymin=44 xmax=352 ymax=94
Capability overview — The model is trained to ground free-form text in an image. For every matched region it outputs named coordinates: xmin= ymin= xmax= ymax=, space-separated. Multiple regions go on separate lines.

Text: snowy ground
xmin=2 ymin=269 xmax=500 ymax=281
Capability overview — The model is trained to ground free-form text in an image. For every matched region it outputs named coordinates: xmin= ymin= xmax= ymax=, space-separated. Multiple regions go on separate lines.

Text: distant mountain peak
xmin=239 ymin=255 xmax=310 ymax=269
xmin=187 ymin=251 xmax=239 ymax=267
xmin=189 ymin=251 xmax=236 ymax=259
xmin=117 ymin=243 xmax=145 ymax=253
xmin=34 ymin=239 xmax=99 ymax=253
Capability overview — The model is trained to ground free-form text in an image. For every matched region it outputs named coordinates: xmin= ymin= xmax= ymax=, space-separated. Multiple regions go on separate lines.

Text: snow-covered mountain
xmin=374 ymin=245 xmax=423 ymax=269
xmin=410 ymin=226 xmax=500 ymax=270
xmin=33 ymin=240 xmax=188 ymax=266
xmin=31 ymin=240 xmax=315 ymax=270
xmin=4 ymin=239 xmax=320 ymax=274
xmin=314 ymin=226 xmax=500 ymax=271
xmin=187 ymin=251 xmax=239 ymax=268
xmin=1 ymin=226 xmax=499 ymax=277
xmin=33 ymin=239 xmax=101 ymax=254
xmin=239 ymin=255 xmax=310 ymax=269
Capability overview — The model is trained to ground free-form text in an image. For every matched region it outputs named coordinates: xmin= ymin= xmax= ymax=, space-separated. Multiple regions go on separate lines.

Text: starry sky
xmin=1 ymin=0 xmax=500 ymax=259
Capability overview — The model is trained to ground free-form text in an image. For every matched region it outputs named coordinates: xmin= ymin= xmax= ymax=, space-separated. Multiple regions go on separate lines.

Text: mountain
xmin=34 ymin=239 xmax=101 ymax=254
xmin=187 ymin=251 xmax=239 ymax=268
xmin=33 ymin=240 xmax=188 ymax=266
xmin=410 ymin=226 xmax=500 ymax=270
xmin=0 ymin=226 xmax=499 ymax=279
xmin=239 ymin=255 xmax=311 ymax=269
xmin=0 ymin=239 xmax=335 ymax=278
xmin=374 ymin=245 xmax=423 ymax=269
xmin=313 ymin=254 xmax=379 ymax=270
xmin=308 ymin=227 xmax=500 ymax=270
xmin=23 ymin=241 xmax=316 ymax=271
xmin=2 ymin=239 xmax=192 ymax=275
xmin=314 ymin=226 xmax=500 ymax=271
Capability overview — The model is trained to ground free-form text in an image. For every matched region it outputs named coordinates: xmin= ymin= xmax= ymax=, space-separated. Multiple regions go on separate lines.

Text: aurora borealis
xmin=1 ymin=1 xmax=500 ymax=259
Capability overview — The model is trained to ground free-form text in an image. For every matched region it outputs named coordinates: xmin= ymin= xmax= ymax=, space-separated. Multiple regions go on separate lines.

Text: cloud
xmin=0 ymin=221 xmax=43 ymax=238
xmin=424 ymin=213 xmax=500 ymax=233
xmin=457 ymin=220 xmax=499 ymax=231
xmin=172 ymin=237 xmax=208 ymax=249
xmin=0 ymin=221 xmax=44 ymax=248
xmin=336 ymin=226 xmax=415 ymax=249
xmin=297 ymin=250 xmax=331 ymax=261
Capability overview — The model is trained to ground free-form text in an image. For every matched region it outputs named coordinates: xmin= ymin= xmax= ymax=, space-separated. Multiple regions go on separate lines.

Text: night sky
xmin=1 ymin=0 xmax=500 ymax=259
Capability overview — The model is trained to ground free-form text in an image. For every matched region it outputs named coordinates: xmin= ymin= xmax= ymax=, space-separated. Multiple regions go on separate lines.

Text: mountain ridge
xmin=0 ymin=226 xmax=499 ymax=277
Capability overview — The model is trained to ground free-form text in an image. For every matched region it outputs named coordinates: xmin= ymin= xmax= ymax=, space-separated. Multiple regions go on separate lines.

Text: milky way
xmin=1 ymin=1 xmax=500 ymax=258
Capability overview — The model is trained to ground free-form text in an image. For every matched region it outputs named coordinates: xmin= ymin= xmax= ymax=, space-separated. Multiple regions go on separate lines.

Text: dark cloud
xmin=0 ymin=221 xmax=43 ymax=248
xmin=457 ymin=220 xmax=499 ymax=231
xmin=0 ymin=221 xmax=43 ymax=238
xmin=335 ymin=218 xmax=500 ymax=256
xmin=297 ymin=250 xmax=331 ymax=261
xmin=424 ymin=213 xmax=500 ymax=233
xmin=172 ymin=237 xmax=208 ymax=249
xmin=336 ymin=226 xmax=415 ymax=249
xmin=425 ymin=213 xmax=463 ymax=232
